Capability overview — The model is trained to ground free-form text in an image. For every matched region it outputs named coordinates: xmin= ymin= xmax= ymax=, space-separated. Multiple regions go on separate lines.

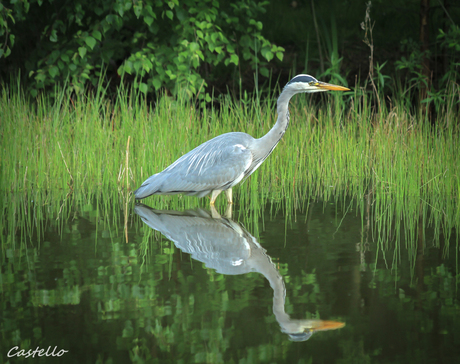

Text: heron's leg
xmin=224 ymin=204 xmax=232 ymax=219
xmin=210 ymin=189 xmax=222 ymax=206
xmin=210 ymin=205 xmax=222 ymax=219
xmin=224 ymin=188 xmax=233 ymax=204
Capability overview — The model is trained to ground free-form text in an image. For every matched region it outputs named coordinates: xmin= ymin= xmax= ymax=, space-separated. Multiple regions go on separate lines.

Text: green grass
xmin=0 ymin=79 xmax=459 ymax=249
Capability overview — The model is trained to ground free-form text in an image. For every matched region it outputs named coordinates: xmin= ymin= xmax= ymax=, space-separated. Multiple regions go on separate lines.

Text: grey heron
xmin=134 ymin=74 xmax=350 ymax=204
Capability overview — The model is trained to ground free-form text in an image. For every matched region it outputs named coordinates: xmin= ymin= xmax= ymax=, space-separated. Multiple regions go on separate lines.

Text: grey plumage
xmin=135 ymin=133 xmax=254 ymax=198
xmin=134 ymin=74 xmax=349 ymax=204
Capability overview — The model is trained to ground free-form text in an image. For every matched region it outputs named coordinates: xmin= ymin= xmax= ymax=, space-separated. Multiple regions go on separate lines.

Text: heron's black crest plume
xmin=287 ymin=74 xmax=317 ymax=85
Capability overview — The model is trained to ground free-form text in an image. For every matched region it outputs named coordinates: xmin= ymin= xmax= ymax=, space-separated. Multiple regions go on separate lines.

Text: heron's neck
xmin=252 ymin=250 xmax=290 ymax=326
xmin=254 ymin=89 xmax=295 ymax=157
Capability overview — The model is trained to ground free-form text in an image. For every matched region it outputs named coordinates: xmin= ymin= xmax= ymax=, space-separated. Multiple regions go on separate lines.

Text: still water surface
xmin=1 ymin=197 xmax=459 ymax=363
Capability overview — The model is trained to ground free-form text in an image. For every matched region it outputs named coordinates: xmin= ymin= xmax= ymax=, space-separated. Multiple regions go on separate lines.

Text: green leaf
xmin=78 ymin=47 xmax=87 ymax=58
xmin=176 ymin=8 xmax=186 ymax=22
xmin=124 ymin=1 xmax=132 ymax=12
xmin=230 ymin=54 xmax=239 ymax=65
xmin=123 ymin=61 xmax=133 ymax=75
xmin=50 ymin=29 xmax=58 ymax=42
xmin=259 ymin=67 xmax=269 ymax=77
xmin=35 ymin=73 xmax=46 ymax=83
xmin=50 ymin=50 xmax=60 ymax=63
xmin=85 ymin=36 xmax=96 ymax=50
xmin=133 ymin=60 xmax=142 ymax=73
xmin=189 ymin=42 xmax=199 ymax=52
xmin=92 ymin=30 xmax=102 ymax=41
xmin=165 ymin=10 xmax=173 ymax=20
xmin=152 ymin=78 xmax=161 ymax=90
xmin=192 ymin=55 xmax=199 ymax=68
xmin=144 ymin=58 xmax=153 ymax=72
xmin=276 ymin=52 xmax=283 ymax=61
xmin=134 ymin=4 xmax=142 ymax=17
xmin=144 ymin=16 xmax=153 ymax=27
xmin=114 ymin=3 xmax=124 ymax=17
xmin=9 ymin=34 xmax=15 ymax=48
xmin=165 ymin=69 xmax=176 ymax=80
xmin=49 ymin=66 xmax=59 ymax=78
xmin=261 ymin=47 xmax=273 ymax=61
xmin=139 ymin=82 xmax=148 ymax=94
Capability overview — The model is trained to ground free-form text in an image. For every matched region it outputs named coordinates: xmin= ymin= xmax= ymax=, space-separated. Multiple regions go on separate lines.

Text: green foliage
xmin=437 ymin=24 xmax=460 ymax=84
xmin=395 ymin=39 xmax=429 ymax=86
xmin=0 ymin=0 xmax=20 ymax=59
xmin=0 ymin=0 xmax=284 ymax=97
xmin=373 ymin=61 xmax=391 ymax=92
xmin=393 ymin=24 xmax=460 ymax=112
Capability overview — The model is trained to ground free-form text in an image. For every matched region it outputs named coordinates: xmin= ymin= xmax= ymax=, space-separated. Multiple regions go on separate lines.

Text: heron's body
xmin=134 ymin=129 xmax=285 ymax=202
xmin=134 ymin=74 xmax=349 ymax=204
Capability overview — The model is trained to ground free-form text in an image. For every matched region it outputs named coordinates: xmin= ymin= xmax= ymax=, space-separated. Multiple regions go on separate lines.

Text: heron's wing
xmin=163 ymin=137 xmax=254 ymax=192
xmin=135 ymin=134 xmax=254 ymax=197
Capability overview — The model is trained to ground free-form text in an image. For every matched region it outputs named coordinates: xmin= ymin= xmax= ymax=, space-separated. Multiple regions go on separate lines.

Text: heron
xmin=134 ymin=74 xmax=350 ymax=205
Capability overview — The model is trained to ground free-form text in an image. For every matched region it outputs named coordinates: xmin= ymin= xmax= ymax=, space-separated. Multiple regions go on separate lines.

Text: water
xmin=1 ymin=196 xmax=459 ymax=363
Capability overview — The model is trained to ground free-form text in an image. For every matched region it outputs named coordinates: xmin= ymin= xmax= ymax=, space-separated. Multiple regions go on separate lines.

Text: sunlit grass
xmin=0 ymin=79 xmax=459 ymax=250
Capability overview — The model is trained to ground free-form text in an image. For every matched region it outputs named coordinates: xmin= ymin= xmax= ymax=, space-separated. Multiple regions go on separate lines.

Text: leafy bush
xmin=0 ymin=0 xmax=284 ymax=97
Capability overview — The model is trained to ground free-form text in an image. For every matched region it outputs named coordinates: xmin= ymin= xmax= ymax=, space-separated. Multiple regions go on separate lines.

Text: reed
xmin=0 ymin=79 xmax=459 ymax=248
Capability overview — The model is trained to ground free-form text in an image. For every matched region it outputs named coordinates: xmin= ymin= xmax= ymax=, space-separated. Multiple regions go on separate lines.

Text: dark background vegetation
xmin=1 ymin=0 xmax=459 ymax=107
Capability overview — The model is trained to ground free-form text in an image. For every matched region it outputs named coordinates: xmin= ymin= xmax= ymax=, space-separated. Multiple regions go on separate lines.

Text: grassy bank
xmin=1 ymin=81 xmax=459 ymax=246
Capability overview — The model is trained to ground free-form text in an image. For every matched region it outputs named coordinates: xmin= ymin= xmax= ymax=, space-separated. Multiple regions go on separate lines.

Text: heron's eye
xmin=309 ymin=81 xmax=316 ymax=86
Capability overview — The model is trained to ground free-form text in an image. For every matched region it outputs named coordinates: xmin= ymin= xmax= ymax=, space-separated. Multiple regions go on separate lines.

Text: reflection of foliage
xmin=337 ymin=338 xmax=372 ymax=364
xmin=0 ymin=190 xmax=459 ymax=363
xmin=362 ymin=261 xmax=460 ymax=363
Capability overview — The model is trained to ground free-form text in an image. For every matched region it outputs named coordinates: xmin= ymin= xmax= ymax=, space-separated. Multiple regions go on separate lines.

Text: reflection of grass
xmin=1 ymin=81 xmax=459 ymax=248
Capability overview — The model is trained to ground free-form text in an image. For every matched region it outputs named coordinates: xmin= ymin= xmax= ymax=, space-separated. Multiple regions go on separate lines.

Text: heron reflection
xmin=135 ymin=204 xmax=345 ymax=341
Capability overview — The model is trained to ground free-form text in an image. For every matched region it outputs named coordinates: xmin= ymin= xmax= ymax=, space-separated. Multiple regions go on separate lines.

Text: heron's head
xmin=281 ymin=319 xmax=346 ymax=342
xmin=285 ymin=74 xmax=350 ymax=94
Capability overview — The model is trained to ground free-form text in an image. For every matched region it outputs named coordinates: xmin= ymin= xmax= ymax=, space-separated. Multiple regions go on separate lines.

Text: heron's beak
xmin=316 ymin=82 xmax=350 ymax=91
xmin=308 ymin=319 xmax=346 ymax=331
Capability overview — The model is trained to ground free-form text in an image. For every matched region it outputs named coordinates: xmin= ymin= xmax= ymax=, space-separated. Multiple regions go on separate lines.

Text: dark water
xmin=1 ymin=198 xmax=459 ymax=363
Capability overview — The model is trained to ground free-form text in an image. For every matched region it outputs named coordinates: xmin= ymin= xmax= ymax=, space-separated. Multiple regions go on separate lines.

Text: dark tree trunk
xmin=419 ymin=0 xmax=431 ymax=114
